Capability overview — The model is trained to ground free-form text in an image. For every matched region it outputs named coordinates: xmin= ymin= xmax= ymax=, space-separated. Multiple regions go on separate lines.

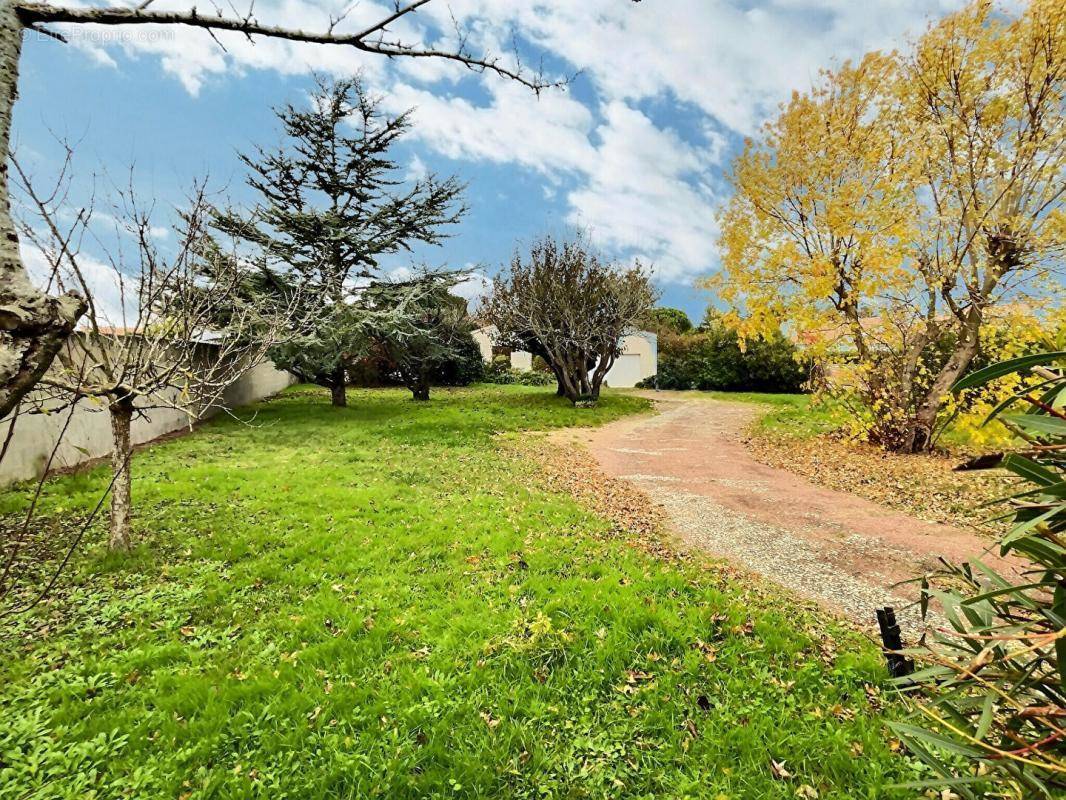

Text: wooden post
xmin=876 ymin=607 xmax=914 ymax=679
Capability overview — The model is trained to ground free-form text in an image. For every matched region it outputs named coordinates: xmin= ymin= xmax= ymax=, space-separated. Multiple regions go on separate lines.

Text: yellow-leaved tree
xmin=713 ymin=0 xmax=1065 ymax=452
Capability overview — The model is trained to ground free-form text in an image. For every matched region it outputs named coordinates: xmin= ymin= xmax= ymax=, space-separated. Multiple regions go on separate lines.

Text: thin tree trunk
xmin=548 ymin=361 xmax=565 ymax=396
xmin=330 ymin=366 xmax=346 ymax=407
xmin=589 ymin=348 xmax=614 ymax=400
xmin=556 ymin=355 xmax=580 ymax=404
xmin=0 ymin=5 xmax=85 ymax=419
xmin=108 ymin=397 xmax=135 ymax=551
xmin=906 ymin=318 xmax=982 ymax=453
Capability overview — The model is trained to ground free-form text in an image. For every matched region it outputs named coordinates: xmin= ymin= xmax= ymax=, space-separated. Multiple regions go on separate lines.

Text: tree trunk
xmin=0 ymin=5 xmax=85 ymax=419
xmin=904 ymin=319 xmax=983 ymax=453
xmin=589 ymin=350 xmax=614 ymax=400
xmin=556 ymin=354 xmax=581 ymax=405
xmin=108 ymin=397 xmax=135 ymax=551
xmin=408 ymin=366 xmax=430 ymax=401
xmin=330 ymin=366 xmax=346 ymax=407
xmin=549 ymin=362 xmax=565 ymax=396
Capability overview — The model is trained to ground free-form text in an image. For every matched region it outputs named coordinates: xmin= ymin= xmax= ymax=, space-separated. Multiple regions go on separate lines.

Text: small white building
xmin=472 ymin=326 xmax=657 ymax=389
xmin=606 ymin=330 xmax=657 ymax=388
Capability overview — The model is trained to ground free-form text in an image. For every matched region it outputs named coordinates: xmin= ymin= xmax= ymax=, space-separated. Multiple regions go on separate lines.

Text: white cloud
xmin=404 ymin=154 xmax=428 ymax=183
xmin=51 ymin=0 xmax=968 ymax=286
xmin=53 ymin=0 xmax=399 ymax=95
xmin=432 ymin=0 xmax=965 ymax=135
xmin=382 ymin=77 xmax=595 ymax=176
xmin=57 ymin=0 xmax=961 ymax=131
xmin=21 ymin=242 xmax=137 ymax=326
xmin=452 ymin=269 xmax=491 ymax=305
xmin=566 ymin=103 xmax=720 ymax=284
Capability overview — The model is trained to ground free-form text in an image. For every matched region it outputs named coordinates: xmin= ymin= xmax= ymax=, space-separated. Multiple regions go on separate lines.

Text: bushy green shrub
xmin=486 ymin=368 xmax=555 ymax=387
xmin=483 ymin=355 xmax=554 ymax=386
xmin=514 ymin=370 xmax=554 ymax=386
xmin=531 ymin=355 xmax=553 ymax=373
xmin=641 ymin=321 xmax=810 ymax=393
xmin=430 ymin=331 xmax=485 ymax=386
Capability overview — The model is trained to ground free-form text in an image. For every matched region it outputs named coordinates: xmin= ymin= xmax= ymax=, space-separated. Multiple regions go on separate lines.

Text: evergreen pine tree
xmin=213 ymin=74 xmax=465 ymax=406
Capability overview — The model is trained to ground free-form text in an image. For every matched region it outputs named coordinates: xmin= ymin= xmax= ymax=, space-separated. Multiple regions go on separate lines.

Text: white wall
xmin=604 ymin=331 xmax=658 ymax=388
xmin=471 ymin=326 xmax=495 ymax=362
xmin=0 ymin=358 xmax=295 ymax=486
xmin=510 ymin=350 xmax=533 ymax=371
xmin=472 ymin=325 xmax=534 ymax=371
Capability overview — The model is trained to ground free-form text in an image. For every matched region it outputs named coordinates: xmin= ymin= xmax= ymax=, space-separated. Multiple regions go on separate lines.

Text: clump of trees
xmin=715 ymin=0 xmax=1065 ymax=452
xmin=483 ymin=235 xmax=657 ymax=405
xmin=645 ymin=309 xmax=810 ymax=393
xmin=212 ymin=75 xmax=465 ymax=407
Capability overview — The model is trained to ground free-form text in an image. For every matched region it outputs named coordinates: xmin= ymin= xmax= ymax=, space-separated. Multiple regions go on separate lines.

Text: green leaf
xmin=1000 ymin=414 xmax=1066 ymax=438
xmin=952 ymin=351 xmax=1066 ymax=392
xmin=889 ymin=721 xmax=984 ymax=757
xmin=974 ymin=694 xmax=995 ymax=741
xmin=1055 ymin=584 xmax=1066 ymax=689
xmin=961 ymin=581 xmax=1052 ymax=605
xmin=1001 ymin=454 xmax=1060 ymax=487
xmin=1001 ymin=505 xmax=1060 ymax=551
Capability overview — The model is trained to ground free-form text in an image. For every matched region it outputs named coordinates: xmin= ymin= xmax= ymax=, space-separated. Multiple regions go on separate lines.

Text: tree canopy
xmin=484 ymin=235 xmax=656 ymax=405
xmin=212 ymin=74 xmax=465 ymax=406
xmin=644 ymin=307 xmax=693 ymax=336
xmin=713 ymin=0 xmax=1065 ymax=451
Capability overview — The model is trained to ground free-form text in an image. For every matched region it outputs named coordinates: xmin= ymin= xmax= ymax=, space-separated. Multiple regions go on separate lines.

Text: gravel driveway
xmin=557 ymin=392 xmax=1020 ymax=633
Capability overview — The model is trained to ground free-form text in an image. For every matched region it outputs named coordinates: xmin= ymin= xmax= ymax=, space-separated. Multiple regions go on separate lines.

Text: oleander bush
xmin=893 ymin=351 xmax=1066 ymax=799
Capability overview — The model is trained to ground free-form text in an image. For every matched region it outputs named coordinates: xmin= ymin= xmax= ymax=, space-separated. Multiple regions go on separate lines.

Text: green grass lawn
xmin=1 ymin=384 xmax=912 ymax=799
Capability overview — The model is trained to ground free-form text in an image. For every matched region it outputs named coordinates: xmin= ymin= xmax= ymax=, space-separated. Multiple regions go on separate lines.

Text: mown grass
xmin=1 ymin=384 xmax=913 ymax=799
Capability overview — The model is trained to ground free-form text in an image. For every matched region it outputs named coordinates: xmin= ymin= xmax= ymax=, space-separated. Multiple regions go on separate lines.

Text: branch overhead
xmin=14 ymin=1 xmax=567 ymax=93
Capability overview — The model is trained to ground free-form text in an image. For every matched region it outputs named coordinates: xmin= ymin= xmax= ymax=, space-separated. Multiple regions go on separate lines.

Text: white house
xmin=472 ymin=326 xmax=657 ymax=389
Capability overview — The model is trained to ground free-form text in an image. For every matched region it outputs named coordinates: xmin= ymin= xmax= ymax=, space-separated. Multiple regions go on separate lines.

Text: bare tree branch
xmin=13 ymin=1 xmax=566 ymax=93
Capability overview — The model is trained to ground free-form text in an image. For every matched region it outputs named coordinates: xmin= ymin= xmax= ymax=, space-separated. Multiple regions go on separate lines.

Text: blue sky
xmin=13 ymin=0 xmax=965 ymax=324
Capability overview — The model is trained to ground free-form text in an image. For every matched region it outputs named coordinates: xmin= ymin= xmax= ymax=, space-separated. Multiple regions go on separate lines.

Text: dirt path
xmin=556 ymin=392 xmax=1020 ymax=631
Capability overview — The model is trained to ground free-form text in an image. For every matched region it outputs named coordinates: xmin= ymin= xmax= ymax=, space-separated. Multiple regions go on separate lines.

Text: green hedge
xmin=482 ymin=355 xmax=555 ymax=386
xmin=642 ymin=323 xmax=810 ymax=393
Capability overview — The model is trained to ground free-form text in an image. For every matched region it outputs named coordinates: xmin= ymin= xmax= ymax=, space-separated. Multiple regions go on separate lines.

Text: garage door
xmin=604 ymin=353 xmax=643 ymax=388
